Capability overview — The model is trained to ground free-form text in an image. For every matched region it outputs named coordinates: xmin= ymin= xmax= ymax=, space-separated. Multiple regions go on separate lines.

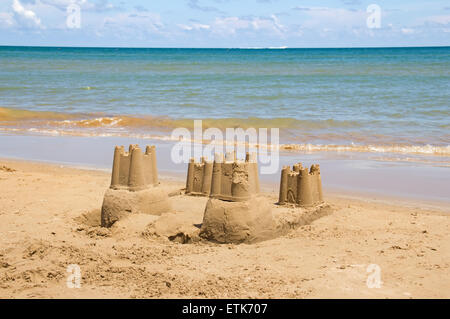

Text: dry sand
xmin=0 ymin=158 xmax=449 ymax=298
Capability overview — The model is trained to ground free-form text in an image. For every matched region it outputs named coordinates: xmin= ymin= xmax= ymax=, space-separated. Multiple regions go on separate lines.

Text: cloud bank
xmin=0 ymin=0 xmax=448 ymax=47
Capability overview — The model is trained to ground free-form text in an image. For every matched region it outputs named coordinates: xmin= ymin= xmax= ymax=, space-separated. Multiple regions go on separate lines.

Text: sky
xmin=0 ymin=0 xmax=449 ymax=47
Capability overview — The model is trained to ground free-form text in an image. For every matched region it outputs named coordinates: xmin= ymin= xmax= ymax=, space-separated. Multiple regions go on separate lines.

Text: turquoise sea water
xmin=0 ymin=46 xmax=449 ymax=157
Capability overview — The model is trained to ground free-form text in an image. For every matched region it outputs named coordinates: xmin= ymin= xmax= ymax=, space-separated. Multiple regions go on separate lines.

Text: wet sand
xmin=1 ymin=133 xmax=449 ymax=204
xmin=0 ymin=158 xmax=449 ymax=298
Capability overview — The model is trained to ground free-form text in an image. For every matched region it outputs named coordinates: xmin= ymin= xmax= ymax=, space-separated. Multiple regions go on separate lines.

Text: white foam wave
xmin=1 ymin=127 xmax=449 ymax=157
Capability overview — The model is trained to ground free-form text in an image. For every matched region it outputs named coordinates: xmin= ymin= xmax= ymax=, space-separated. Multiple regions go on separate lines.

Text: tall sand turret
xmin=278 ymin=163 xmax=324 ymax=207
xmin=101 ymin=144 xmax=171 ymax=227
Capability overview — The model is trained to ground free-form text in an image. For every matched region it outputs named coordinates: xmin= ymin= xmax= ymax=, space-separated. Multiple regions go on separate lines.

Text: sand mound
xmin=101 ymin=187 xmax=172 ymax=227
xmin=95 ymin=194 xmax=333 ymax=245
xmin=76 ymin=210 xmax=160 ymax=239
xmin=0 ymin=165 xmax=16 ymax=172
xmin=199 ymin=197 xmax=276 ymax=244
xmin=111 ymin=214 xmax=160 ymax=239
xmin=75 ymin=209 xmax=101 ymax=227
xmin=272 ymin=204 xmax=334 ymax=235
xmin=143 ymin=211 xmax=201 ymax=244
xmin=74 ymin=209 xmax=112 ymax=238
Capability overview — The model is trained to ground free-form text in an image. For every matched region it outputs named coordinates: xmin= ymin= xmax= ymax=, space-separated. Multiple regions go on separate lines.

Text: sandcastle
xmin=199 ymin=152 xmax=274 ymax=244
xmin=110 ymin=145 xmax=158 ymax=191
xmin=186 ymin=151 xmax=260 ymax=199
xmin=101 ymin=144 xmax=171 ymax=227
xmin=185 ymin=157 xmax=213 ymax=196
xmin=278 ymin=163 xmax=324 ymax=207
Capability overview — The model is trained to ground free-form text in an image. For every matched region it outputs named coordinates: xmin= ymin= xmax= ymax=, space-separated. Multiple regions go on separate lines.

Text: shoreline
xmin=1 ymin=132 xmax=449 ymax=205
xmin=1 ymin=156 xmax=449 ymax=212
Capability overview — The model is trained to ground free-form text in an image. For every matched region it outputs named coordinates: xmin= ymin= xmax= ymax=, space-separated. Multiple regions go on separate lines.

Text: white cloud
xmin=1 ymin=1 xmax=448 ymax=47
xmin=294 ymin=7 xmax=367 ymax=29
xmin=213 ymin=17 xmax=249 ymax=34
xmin=252 ymin=15 xmax=286 ymax=33
xmin=38 ymin=0 xmax=85 ymax=10
xmin=97 ymin=12 xmax=164 ymax=39
xmin=271 ymin=14 xmax=286 ymax=32
xmin=401 ymin=28 xmax=415 ymax=35
xmin=12 ymin=0 xmax=43 ymax=28
xmin=187 ymin=0 xmax=225 ymax=14
xmin=178 ymin=23 xmax=210 ymax=31
xmin=423 ymin=15 xmax=450 ymax=25
xmin=17 ymin=0 xmax=117 ymax=12
xmin=211 ymin=15 xmax=286 ymax=35
xmin=0 ymin=12 xmax=15 ymax=28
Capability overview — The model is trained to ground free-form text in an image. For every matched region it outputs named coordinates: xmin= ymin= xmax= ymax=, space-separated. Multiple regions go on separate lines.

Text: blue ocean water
xmin=0 ymin=46 xmax=449 ymax=154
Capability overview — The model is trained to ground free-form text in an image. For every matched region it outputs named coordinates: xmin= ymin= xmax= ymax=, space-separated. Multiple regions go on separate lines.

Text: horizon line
xmin=1 ymin=45 xmax=449 ymax=50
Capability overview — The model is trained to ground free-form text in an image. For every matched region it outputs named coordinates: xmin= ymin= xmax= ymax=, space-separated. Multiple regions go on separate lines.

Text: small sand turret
xmin=278 ymin=163 xmax=324 ymax=207
xmin=185 ymin=157 xmax=213 ymax=196
xmin=111 ymin=145 xmax=158 ymax=191
xmin=185 ymin=151 xmax=260 ymax=200
xmin=199 ymin=151 xmax=274 ymax=244
xmin=101 ymin=145 xmax=171 ymax=227
xmin=210 ymin=151 xmax=260 ymax=201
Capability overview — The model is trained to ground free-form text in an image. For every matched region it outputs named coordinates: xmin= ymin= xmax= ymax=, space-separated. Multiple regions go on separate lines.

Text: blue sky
xmin=0 ymin=0 xmax=449 ymax=47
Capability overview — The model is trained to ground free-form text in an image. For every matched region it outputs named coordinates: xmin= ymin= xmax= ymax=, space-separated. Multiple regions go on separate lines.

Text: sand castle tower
xmin=101 ymin=144 xmax=171 ymax=227
xmin=110 ymin=145 xmax=158 ymax=191
xmin=199 ymin=151 xmax=275 ymax=244
xmin=278 ymin=163 xmax=324 ymax=207
xmin=185 ymin=152 xmax=260 ymax=199
xmin=210 ymin=151 xmax=260 ymax=201
xmin=185 ymin=157 xmax=214 ymax=196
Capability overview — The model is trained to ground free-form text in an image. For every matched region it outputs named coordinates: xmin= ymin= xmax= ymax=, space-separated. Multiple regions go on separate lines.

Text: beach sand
xmin=0 ymin=158 xmax=449 ymax=299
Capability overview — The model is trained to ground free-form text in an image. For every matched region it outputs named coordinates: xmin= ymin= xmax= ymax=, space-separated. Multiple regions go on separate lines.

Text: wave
xmin=0 ymin=106 xmax=362 ymax=130
xmin=1 ymin=106 xmax=449 ymax=157
xmin=0 ymin=106 xmax=76 ymax=122
xmin=0 ymin=107 xmax=175 ymax=130
xmin=279 ymin=143 xmax=450 ymax=156
xmin=0 ymin=125 xmax=449 ymax=158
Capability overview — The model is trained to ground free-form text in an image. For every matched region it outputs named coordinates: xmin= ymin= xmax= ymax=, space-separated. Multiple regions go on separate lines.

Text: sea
xmin=0 ymin=46 xmax=449 ymax=203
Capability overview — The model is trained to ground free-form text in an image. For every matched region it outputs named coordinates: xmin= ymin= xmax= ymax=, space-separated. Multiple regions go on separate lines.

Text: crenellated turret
xmin=186 ymin=151 xmax=260 ymax=201
xmin=278 ymin=163 xmax=324 ymax=207
xmin=185 ymin=156 xmax=214 ymax=196
xmin=101 ymin=144 xmax=170 ymax=227
xmin=110 ymin=144 xmax=158 ymax=191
